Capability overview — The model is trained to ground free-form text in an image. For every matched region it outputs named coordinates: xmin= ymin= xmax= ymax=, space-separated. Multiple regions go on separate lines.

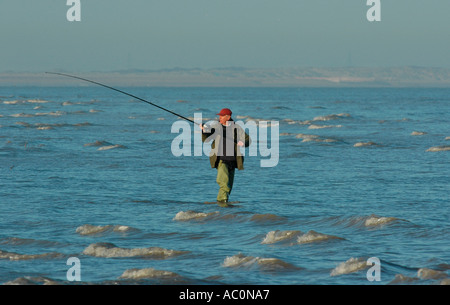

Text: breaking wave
xmin=325 ymin=214 xmax=401 ymax=229
xmin=76 ymin=224 xmax=138 ymax=236
xmin=363 ymin=215 xmax=399 ymax=227
xmin=261 ymin=230 xmax=302 ymax=244
xmin=330 ymin=257 xmax=368 ymax=276
xmin=426 ymin=145 xmax=450 ymax=152
xmin=222 ymin=253 xmax=300 ymax=271
xmin=83 ymin=140 xmax=126 ymax=151
xmin=313 ymin=113 xmax=351 ymax=121
xmin=261 ymin=230 xmax=344 ymax=245
xmin=173 ymin=210 xmax=219 ymax=221
xmin=296 ymin=230 xmax=345 ymax=244
xmin=119 ymin=267 xmax=183 ymax=280
xmin=353 ymin=141 xmax=380 ymax=147
xmin=296 ymin=133 xmax=339 ymax=143
xmin=308 ymin=124 xmax=342 ymax=129
xmin=82 ymin=242 xmax=189 ymax=259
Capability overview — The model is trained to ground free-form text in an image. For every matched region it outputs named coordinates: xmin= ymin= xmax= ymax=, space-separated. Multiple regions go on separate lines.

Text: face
xmin=219 ymin=114 xmax=231 ymax=125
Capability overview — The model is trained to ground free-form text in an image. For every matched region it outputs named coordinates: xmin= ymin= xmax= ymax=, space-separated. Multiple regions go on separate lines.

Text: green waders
xmin=216 ymin=160 xmax=235 ymax=202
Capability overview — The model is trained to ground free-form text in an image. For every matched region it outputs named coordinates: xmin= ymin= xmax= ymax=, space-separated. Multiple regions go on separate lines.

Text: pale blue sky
xmin=1 ymin=0 xmax=449 ymax=72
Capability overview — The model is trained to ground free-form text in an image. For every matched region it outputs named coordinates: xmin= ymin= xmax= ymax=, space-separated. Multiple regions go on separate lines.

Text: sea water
xmin=0 ymin=86 xmax=449 ymax=285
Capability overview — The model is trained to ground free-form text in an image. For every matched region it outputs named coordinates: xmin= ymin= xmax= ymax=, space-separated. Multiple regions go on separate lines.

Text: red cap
xmin=216 ymin=108 xmax=232 ymax=116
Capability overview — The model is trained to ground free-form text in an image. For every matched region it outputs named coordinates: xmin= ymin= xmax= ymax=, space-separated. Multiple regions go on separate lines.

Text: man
xmin=199 ymin=108 xmax=251 ymax=204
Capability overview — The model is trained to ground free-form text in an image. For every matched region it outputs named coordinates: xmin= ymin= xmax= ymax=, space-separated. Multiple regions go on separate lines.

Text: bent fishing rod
xmin=45 ymin=72 xmax=197 ymax=125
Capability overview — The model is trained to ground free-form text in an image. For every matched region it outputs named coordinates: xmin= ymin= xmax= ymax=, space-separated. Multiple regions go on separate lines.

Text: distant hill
xmin=2 ymin=66 xmax=450 ymax=87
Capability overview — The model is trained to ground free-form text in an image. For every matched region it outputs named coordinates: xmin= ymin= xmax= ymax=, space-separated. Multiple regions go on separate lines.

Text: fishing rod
xmin=45 ymin=72 xmax=197 ymax=125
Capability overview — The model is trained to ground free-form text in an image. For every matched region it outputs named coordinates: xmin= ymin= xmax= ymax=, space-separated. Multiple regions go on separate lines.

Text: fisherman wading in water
xmin=200 ymin=108 xmax=251 ymax=205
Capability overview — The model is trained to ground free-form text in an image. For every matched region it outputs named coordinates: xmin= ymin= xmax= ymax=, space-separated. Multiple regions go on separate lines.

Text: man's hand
xmin=237 ymin=141 xmax=244 ymax=147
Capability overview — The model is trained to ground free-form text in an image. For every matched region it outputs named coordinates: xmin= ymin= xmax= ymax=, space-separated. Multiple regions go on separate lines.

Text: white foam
xmin=261 ymin=230 xmax=301 ymax=244
xmin=173 ymin=210 xmax=218 ymax=221
xmin=354 ymin=141 xmax=379 ymax=147
xmin=76 ymin=224 xmax=136 ymax=235
xmin=3 ymin=100 xmax=22 ymax=104
xmin=426 ymin=145 xmax=450 ymax=152
xmin=296 ymin=230 xmax=344 ymax=244
xmin=296 ymin=133 xmax=338 ymax=143
xmin=411 ymin=131 xmax=427 ymax=136
xmin=308 ymin=124 xmax=342 ymax=129
xmin=82 ymin=242 xmax=188 ymax=258
xmin=119 ymin=268 xmax=181 ymax=280
xmin=97 ymin=144 xmax=126 ymax=151
xmin=27 ymin=99 xmax=49 ymax=104
xmin=35 ymin=111 xmax=65 ymax=116
xmin=313 ymin=113 xmax=351 ymax=121
xmin=223 ymin=253 xmax=258 ymax=268
xmin=330 ymin=257 xmax=367 ymax=276
xmin=364 ymin=215 xmax=398 ymax=227
xmin=222 ymin=253 xmax=298 ymax=270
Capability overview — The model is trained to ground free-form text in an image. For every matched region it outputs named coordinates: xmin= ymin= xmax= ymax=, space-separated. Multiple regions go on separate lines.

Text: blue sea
xmin=0 ymin=86 xmax=449 ymax=285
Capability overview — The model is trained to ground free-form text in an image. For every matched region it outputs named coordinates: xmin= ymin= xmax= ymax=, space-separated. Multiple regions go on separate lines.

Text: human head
xmin=216 ymin=108 xmax=232 ymax=125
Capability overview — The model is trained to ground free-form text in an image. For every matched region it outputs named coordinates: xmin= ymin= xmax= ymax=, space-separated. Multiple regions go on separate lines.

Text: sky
xmin=1 ymin=0 xmax=449 ymax=72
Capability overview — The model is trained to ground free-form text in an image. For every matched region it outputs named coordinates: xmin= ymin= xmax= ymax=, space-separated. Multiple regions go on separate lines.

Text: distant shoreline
xmin=1 ymin=66 xmax=450 ymax=87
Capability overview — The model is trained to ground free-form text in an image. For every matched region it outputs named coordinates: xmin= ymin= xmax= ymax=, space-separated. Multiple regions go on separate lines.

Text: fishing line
xmin=45 ymin=72 xmax=198 ymax=125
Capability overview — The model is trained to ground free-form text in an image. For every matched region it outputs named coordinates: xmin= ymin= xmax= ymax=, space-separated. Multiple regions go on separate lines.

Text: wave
xmin=388 ymin=274 xmax=420 ymax=284
xmin=296 ymin=230 xmax=345 ymax=244
xmin=222 ymin=253 xmax=300 ymax=271
xmin=76 ymin=224 xmax=138 ymax=236
xmin=313 ymin=113 xmax=351 ymax=121
xmin=325 ymin=214 xmax=401 ymax=229
xmin=97 ymin=144 xmax=126 ymax=151
xmin=249 ymin=213 xmax=287 ymax=224
xmin=2 ymin=276 xmax=61 ymax=285
xmin=330 ymin=257 xmax=368 ymax=276
xmin=426 ymin=145 xmax=450 ymax=152
xmin=83 ymin=141 xmax=126 ymax=150
xmin=27 ymin=99 xmax=50 ymax=104
xmin=262 ymin=230 xmax=344 ymax=245
xmin=82 ymin=242 xmax=188 ymax=259
xmin=295 ymin=133 xmax=339 ymax=143
xmin=0 ymin=237 xmax=61 ymax=247
xmin=389 ymin=268 xmax=449 ymax=284
xmin=173 ymin=210 xmax=219 ymax=221
xmin=308 ymin=124 xmax=343 ymax=129
xmin=0 ymin=249 xmax=64 ymax=261
xmin=411 ymin=131 xmax=427 ymax=136
xmin=363 ymin=215 xmax=399 ymax=227
xmin=261 ymin=230 xmax=302 ymax=244
xmin=353 ymin=141 xmax=380 ymax=147
xmin=119 ymin=267 xmax=182 ymax=280
xmin=417 ymin=268 xmax=448 ymax=280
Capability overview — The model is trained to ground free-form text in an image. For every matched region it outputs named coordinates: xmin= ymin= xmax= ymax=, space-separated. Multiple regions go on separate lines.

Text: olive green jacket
xmin=201 ymin=121 xmax=251 ymax=170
